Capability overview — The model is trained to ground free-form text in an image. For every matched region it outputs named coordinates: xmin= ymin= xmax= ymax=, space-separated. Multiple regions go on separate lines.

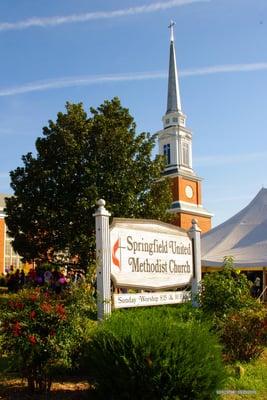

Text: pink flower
xmin=15 ymin=302 xmax=24 ymax=310
xmin=40 ymin=302 xmax=52 ymax=313
xmin=8 ymin=300 xmax=15 ymax=309
xmin=29 ymin=294 xmax=38 ymax=302
xmin=59 ymin=277 xmax=66 ymax=285
xmin=29 ymin=310 xmax=36 ymax=319
xmin=55 ymin=304 xmax=66 ymax=319
xmin=12 ymin=321 xmax=22 ymax=337
xmin=28 ymin=335 xmax=37 ymax=345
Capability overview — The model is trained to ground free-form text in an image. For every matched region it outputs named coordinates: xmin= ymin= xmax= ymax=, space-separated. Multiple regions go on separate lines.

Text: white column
xmin=188 ymin=219 xmax=202 ymax=307
xmin=93 ymin=199 xmax=111 ymax=320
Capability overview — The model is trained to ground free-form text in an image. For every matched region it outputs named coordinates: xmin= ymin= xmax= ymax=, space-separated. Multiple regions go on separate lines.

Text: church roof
xmin=166 ymin=22 xmax=182 ymax=114
xmin=201 ymin=188 xmax=267 ymax=267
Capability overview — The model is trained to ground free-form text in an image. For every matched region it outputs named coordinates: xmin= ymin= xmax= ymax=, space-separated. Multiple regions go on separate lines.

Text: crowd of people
xmin=1 ymin=265 xmax=85 ymax=293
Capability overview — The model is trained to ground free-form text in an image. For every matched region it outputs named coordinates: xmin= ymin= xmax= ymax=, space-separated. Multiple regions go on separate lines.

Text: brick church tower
xmin=157 ymin=22 xmax=212 ymax=233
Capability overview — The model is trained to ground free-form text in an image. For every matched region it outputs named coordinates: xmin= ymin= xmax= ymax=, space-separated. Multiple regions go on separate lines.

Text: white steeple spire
xmin=167 ymin=20 xmax=182 ymax=114
xmin=157 ymin=22 xmax=193 ymax=176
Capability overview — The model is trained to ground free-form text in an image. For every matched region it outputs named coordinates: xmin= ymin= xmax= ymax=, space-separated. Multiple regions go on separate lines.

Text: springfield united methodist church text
xmin=114 ymin=236 xmax=191 ymax=274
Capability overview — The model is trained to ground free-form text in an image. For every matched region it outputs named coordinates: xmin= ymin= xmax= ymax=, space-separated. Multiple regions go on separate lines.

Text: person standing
xmin=254 ymin=276 xmax=261 ymax=297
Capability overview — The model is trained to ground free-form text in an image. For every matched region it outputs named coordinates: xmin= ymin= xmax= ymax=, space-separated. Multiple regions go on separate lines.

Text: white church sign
xmin=110 ymin=219 xmax=193 ymax=290
xmin=94 ymin=200 xmax=201 ymax=320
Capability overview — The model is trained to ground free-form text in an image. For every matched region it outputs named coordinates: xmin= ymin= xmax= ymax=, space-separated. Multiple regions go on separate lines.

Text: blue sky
xmin=0 ymin=0 xmax=267 ymax=227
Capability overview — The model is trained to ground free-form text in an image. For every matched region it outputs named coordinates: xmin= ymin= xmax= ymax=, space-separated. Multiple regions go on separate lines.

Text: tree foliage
xmin=5 ymin=98 xmax=172 ymax=268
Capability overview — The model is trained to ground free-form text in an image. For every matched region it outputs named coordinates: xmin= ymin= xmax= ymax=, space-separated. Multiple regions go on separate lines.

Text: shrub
xmin=219 ymin=307 xmax=267 ymax=362
xmin=62 ymin=269 xmax=97 ymax=372
xmin=63 ymin=267 xmax=97 ymax=320
xmin=0 ymin=288 xmax=76 ymax=392
xmin=85 ymin=306 xmax=225 ymax=400
xmin=198 ymin=257 xmax=254 ymax=317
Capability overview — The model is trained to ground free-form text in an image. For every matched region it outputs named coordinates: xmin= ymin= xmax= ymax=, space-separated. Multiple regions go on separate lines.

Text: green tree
xmin=5 ymin=98 xmax=172 ymax=269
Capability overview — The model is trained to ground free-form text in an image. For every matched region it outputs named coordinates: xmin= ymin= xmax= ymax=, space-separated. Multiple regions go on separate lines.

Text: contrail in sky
xmin=0 ymin=72 xmax=166 ymax=96
xmin=182 ymin=63 xmax=267 ymax=76
xmin=0 ymin=0 xmax=208 ymax=31
xmin=194 ymin=151 xmax=267 ymax=167
xmin=0 ymin=63 xmax=266 ymax=97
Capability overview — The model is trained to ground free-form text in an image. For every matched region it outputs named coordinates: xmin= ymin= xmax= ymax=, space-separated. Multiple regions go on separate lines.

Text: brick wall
xmin=172 ymin=212 xmax=211 ymax=233
xmin=171 ymin=176 xmax=202 ymax=205
xmin=170 ymin=175 xmax=211 ymax=233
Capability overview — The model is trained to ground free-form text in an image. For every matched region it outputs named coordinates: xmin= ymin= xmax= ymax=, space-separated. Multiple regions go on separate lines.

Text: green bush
xmin=0 ymin=288 xmax=73 ymax=392
xmin=219 ymin=307 xmax=267 ymax=362
xmin=0 ymin=279 xmax=97 ymax=392
xmin=63 ymin=267 xmax=97 ymax=320
xmin=62 ymin=271 xmax=97 ymax=373
xmin=85 ymin=306 xmax=225 ymax=400
xmin=199 ymin=257 xmax=254 ymax=317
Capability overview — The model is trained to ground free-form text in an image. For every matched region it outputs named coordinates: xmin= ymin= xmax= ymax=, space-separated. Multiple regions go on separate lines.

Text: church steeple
xmin=156 ymin=22 xmax=213 ymax=233
xmin=166 ymin=21 xmax=181 ymax=114
xmin=159 ymin=21 xmax=191 ymax=172
xmin=163 ymin=22 xmax=186 ymax=130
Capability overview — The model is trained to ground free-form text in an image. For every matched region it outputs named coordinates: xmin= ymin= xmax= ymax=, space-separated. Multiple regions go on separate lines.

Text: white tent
xmin=201 ymin=188 xmax=267 ymax=268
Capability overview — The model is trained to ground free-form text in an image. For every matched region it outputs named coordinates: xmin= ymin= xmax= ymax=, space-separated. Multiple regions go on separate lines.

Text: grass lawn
xmin=220 ymin=348 xmax=267 ymax=400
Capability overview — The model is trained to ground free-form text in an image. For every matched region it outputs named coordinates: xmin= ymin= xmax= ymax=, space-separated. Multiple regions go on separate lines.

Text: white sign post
xmin=93 ymin=199 xmax=112 ymax=320
xmin=188 ymin=219 xmax=202 ymax=307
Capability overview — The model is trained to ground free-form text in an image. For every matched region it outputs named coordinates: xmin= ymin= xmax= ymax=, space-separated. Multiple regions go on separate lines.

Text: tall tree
xmin=5 ymin=98 xmax=172 ymax=269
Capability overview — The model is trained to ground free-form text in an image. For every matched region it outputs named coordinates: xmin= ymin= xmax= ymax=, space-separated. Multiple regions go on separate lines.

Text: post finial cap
xmin=93 ymin=199 xmax=111 ymax=217
xmin=97 ymin=199 xmax=106 ymax=207
xmin=188 ymin=218 xmax=202 ymax=234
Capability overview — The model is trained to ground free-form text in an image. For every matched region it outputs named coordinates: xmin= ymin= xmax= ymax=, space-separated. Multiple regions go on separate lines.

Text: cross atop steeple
xmin=168 ymin=20 xmax=175 ymax=42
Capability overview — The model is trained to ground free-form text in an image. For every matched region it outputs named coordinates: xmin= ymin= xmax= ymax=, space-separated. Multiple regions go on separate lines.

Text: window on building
xmin=182 ymin=141 xmax=190 ymax=166
xmin=173 ymin=117 xmax=178 ymax=123
xmin=163 ymin=144 xmax=171 ymax=165
xmin=4 ymin=229 xmax=23 ymax=272
xmin=165 ymin=118 xmax=170 ymax=125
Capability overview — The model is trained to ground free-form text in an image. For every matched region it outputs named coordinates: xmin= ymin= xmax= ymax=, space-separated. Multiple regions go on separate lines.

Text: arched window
xmin=163 ymin=144 xmax=171 ymax=165
xmin=182 ymin=141 xmax=189 ymax=166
